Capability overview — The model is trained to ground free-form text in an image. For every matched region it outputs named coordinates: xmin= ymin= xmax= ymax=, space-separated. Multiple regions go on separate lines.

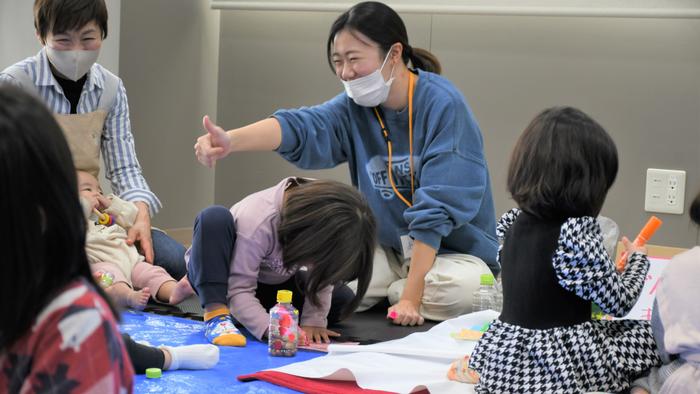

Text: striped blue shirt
xmin=1 ymin=49 xmax=162 ymax=216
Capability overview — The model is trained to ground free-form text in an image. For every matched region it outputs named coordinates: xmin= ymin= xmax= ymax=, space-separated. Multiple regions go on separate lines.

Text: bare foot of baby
xmin=127 ymin=287 xmax=151 ymax=310
xmin=169 ymin=276 xmax=194 ymax=305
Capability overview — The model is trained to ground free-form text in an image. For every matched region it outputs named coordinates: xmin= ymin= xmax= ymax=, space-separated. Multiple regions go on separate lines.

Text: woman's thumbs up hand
xmin=195 ymin=115 xmax=232 ymax=168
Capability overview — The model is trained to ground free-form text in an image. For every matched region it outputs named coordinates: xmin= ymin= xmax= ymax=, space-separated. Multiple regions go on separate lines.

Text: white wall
xmin=118 ymin=0 xmax=219 ymax=229
xmin=0 ymin=0 xmax=121 ymax=73
xmin=210 ymin=0 xmax=700 ymax=14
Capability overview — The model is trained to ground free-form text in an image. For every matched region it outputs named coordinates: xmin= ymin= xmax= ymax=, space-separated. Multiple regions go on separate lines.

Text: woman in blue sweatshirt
xmin=194 ymin=1 xmax=498 ymax=327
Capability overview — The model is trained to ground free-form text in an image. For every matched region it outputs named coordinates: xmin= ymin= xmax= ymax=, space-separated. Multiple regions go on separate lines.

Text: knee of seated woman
xmin=420 ymin=296 xmax=471 ymax=321
xmin=420 ymin=256 xmax=490 ymax=318
xmin=423 ymin=254 xmax=488 ymax=289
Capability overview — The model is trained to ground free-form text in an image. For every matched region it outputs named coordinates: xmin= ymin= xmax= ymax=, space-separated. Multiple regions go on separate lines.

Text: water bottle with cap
xmin=268 ymin=290 xmax=299 ymax=357
xmin=472 ymin=274 xmax=497 ymax=312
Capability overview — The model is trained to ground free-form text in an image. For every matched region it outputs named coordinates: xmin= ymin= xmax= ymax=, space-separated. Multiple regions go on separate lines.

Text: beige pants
xmin=351 ymin=246 xmax=492 ymax=321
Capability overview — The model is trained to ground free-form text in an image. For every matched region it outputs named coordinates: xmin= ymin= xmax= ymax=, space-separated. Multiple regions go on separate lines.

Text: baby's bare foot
xmin=169 ymin=277 xmax=194 ymax=305
xmin=127 ymin=287 xmax=151 ymax=310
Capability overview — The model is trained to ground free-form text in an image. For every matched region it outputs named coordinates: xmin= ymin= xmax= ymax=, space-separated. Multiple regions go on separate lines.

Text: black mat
xmin=139 ymin=296 xmax=437 ymax=344
xmin=141 ymin=295 xmax=204 ymax=321
xmin=329 ymin=299 xmax=437 ymax=344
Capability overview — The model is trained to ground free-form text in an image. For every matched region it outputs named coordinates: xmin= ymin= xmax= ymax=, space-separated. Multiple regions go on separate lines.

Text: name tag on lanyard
xmin=376 ymin=72 xmax=418 ymax=260
xmin=400 ymin=233 xmax=414 ymax=259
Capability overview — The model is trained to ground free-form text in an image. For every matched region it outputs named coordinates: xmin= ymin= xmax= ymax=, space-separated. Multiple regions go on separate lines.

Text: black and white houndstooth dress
xmin=469 ymin=209 xmax=660 ymax=393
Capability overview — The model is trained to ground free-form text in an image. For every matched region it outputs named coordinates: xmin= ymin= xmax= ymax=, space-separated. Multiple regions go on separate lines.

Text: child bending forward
xmin=185 ymin=177 xmax=376 ymax=346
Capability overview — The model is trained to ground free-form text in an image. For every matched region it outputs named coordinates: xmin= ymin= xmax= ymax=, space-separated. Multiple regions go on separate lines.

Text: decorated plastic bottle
xmin=471 ymin=274 xmax=497 ymax=312
xmin=268 ymin=290 xmax=299 ymax=357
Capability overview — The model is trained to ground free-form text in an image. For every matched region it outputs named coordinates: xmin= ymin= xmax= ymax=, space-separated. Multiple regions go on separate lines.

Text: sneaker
xmin=204 ymin=313 xmax=246 ymax=347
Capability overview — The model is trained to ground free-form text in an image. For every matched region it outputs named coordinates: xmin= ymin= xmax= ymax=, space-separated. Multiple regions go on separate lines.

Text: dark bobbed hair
xmin=0 ymin=84 xmax=115 ymax=351
xmin=279 ymin=180 xmax=376 ymax=319
xmin=507 ymin=106 xmax=619 ymax=220
xmin=691 ymin=191 xmax=700 ymax=226
xmin=327 ymin=1 xmax=442 ymax=75
xmin=34 ymin=0 xmax=108 ymax=43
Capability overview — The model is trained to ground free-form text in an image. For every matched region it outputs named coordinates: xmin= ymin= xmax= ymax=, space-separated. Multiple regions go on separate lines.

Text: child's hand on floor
xmin=300 ymin=326 xmax=340 ymax=344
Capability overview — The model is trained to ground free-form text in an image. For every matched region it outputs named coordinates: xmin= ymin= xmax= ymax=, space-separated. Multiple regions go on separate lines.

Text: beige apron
xmin=55 ymin=112 xmax=106 ymax=178
xmin=4 ymin=65 xmax=119 ymax=178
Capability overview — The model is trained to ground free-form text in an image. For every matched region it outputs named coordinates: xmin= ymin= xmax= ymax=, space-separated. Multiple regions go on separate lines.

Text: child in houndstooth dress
xmin=452 ymin=107 xmax=660 ymax=393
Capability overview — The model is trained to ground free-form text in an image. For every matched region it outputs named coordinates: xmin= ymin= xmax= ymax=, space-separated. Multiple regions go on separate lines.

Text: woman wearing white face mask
xmin=1 ymin=0 xmax=187 ymax=281
xmin=194 ymin=1 xmax=498 ymax=327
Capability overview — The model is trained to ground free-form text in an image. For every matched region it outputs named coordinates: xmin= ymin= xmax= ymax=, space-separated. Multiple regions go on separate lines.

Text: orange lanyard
xmin=372 ymin=72 xmax=415 ymax=208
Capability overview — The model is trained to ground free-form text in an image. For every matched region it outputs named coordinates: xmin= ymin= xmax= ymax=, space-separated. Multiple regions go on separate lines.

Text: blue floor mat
xmin=121 ymin=311 xmax=323 ymax=393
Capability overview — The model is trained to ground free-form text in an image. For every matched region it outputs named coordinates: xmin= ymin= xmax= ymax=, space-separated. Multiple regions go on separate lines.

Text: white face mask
xmin=342 ymin=49 xmax=395 ymax=107
xmin=46 ymin=46 xmax=99 ymax=81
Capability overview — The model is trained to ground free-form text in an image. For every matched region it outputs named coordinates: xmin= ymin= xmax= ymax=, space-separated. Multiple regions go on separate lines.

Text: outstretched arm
xmin=194 ymin=116 xmax=282 ymax=168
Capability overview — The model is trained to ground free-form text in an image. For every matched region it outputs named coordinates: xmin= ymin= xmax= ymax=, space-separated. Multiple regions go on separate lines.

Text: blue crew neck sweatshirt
xmin=274 ymin=69 xmax=499 ymax=273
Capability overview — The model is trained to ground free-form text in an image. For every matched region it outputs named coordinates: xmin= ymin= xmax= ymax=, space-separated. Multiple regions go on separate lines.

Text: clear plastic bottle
xmin=472 ymin=274 xmax=497 ymax=312
xmin=493 ymin=275 xmax=503 ymax=313
xmin=268 ymin=290 xmax=299 ymax=357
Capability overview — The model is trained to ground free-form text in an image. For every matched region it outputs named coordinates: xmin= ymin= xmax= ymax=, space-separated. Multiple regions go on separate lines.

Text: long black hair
xmin=327 ymin=1 xmax=442 ymax=74
xmin=507 ymin=106 xmax=619 ymax=220
xmin=0 ymin=85 xmax=115 ymax=350
xmin=278 ymin=180 xmax=376 ymax=319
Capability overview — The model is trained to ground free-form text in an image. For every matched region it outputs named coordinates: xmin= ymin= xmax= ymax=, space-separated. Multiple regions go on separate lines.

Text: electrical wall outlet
xmin=644 ymin=168 xmax=686 ymax=214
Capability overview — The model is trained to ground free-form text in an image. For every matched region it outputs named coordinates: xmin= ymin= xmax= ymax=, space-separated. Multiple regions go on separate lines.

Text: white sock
xmin=161 ymin=344 xmax=219 ymax=370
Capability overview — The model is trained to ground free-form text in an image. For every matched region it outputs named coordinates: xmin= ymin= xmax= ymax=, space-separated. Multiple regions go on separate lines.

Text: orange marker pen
xmin=616 ymin=216 xmax=662 ymax=271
